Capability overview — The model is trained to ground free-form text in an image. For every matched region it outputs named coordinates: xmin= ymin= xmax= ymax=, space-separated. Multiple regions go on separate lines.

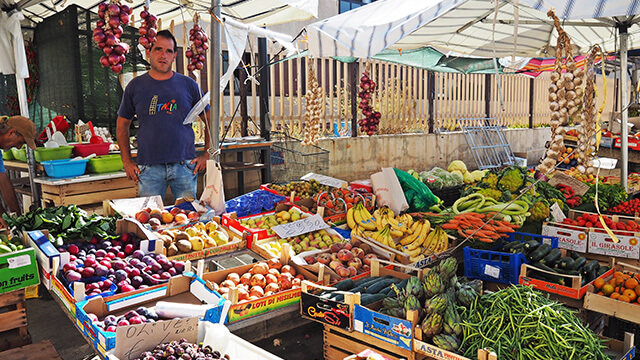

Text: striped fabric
xmin=306 ymin=0 xmax=640 ymax=59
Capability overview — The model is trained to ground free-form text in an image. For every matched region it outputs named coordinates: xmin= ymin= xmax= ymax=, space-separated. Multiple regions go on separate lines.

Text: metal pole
xmin=258 ymin=37 xmax=270 ymax=140
xmin=210 ymin=0 xmax=221 ymax=160
xmin=621 ymin=27 xmax=629 ymax=191
xmin=350 ymin=62 xmax=358 ymax=137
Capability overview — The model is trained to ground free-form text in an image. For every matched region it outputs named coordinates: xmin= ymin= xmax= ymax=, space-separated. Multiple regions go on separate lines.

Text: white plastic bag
xmin=200 ymin=160 xmax=226 ymax=215
xmin=370 ymin=167 xmax=409 ymax=215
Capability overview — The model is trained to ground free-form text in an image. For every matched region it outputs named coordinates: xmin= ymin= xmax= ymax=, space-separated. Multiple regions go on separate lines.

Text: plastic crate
xmin=11 ymin=146 xmax=26 ymax=162
xmin=86 ymin=154 xmax=123 ymax=173
xmin=72 ymin=142 xmax=111 ymax=157
xmin=431 ymin=186 xmax=463 ymax=207
xmin=42 ymin=158 xmax=88 ymax=178
xmin=464 ymin=232 xmax=559 ymax=285
xmin=34 ymin=145 xmax=73 ymax=163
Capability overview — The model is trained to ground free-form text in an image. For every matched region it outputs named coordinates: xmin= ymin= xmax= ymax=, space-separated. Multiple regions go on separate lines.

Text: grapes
xmin=138 ymin=6 xmax=158 ymax=50
xmin=357 ymin=70 xmax=380 ymax=136
xmin=93 ymin=1 xmax=132 ymax=74
xmin=185 ymin=17 xmax=208 ymax=72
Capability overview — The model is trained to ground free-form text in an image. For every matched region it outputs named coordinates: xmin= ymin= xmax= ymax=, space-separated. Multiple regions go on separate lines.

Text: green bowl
xmin=2 ymin=149 xmax=14 ymax=161
xmin=34 ymin=146 xmax=73 ymax=163
xmin=11 ymin=146 xmax=26 ymax=162
xmin=86 ymin=154 xmax=123 ymax=174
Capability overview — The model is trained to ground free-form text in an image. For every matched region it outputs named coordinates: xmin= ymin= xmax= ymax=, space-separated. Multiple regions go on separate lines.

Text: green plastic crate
xmin=34 ymin=145 xmax=73 ymax=163
xmin=2 ymin=149 xmax=14 ymax=161
xmin=86 ymin=154 xmax=123 ymax=174
xmin=11 ymin=146 xmax=26 ymax=162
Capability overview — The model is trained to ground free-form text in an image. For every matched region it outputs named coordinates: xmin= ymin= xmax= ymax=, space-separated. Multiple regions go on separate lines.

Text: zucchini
xmin=570 ymin=257 xmax=587 ymax=271
xmin=361 ymin=293 xmax=386 ymax=306
xmin=528 ymin=243 xmax=552 ymax=262
xmin=366 ymin=278 xmax=400 ymax=294
xmin=501 ymin=241 xmax=522 ymax=252
xmin=540 ymin=249 xmax=562 ymax=267
xmin=597 ymin=266 xmax=611 ymax=277
xmin=558 ymin=257 xmax=575 ymax=270
xmin=333 ymin=278 xmax=355 ymax=291
xmin=333 ymin=293 xmax=344 ymax=302
xmin=569 ymin=251 xmax=581 ymax=260
xmin=529 ymin=262 xmax=566 ymax=285
xmin=523 ymin=240 xmax=541 ymax=252
xmin=581 ymin=260 xmax=599 ymax=275
xmin=509 ymin=243 xmax=525 ymax=254
xmin=395 ymin=277 xmax=411 ymax=292
xmin=555 ymin=268 xmax=580 ymax=276
xmin=584 ymin=269 xmax=597 ymax=284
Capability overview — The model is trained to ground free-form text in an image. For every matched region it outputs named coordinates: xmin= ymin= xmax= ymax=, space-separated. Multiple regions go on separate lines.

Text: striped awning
xmin=306 ymin=0 xmax=640 ymax=59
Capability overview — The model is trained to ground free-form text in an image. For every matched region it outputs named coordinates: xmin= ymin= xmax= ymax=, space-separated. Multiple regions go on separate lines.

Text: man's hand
xmin=123 ymin=158 xmax=140 ymax=182
xmin=190 ymin=153 xmax=209 ymax=174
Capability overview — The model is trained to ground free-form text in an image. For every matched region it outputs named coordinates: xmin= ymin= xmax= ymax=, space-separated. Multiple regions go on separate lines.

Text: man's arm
xmin=0 ymin=172 xmax=20 ymax=216
xmin=190 ymin=110 xmax=211 ymax=174
xmin=116 ymin=116 xmax=139 ymax=181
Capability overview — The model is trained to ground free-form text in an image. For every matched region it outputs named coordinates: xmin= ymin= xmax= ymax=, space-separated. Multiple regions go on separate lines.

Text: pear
xmin=189 ymin=236 xmax=204 ymax=251
xmin=290 ymin=212 xmax=301 ymax=221
xmin=211 ymin=229 xmax=229 ymax=246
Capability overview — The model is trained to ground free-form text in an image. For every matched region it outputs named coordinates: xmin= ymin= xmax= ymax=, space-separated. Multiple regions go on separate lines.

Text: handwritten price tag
xmin=301 ymin=172 xmax=348 ymax=188
xmin=483 ymin=264 xmax=501 ymax=279
xmin=272 ymin=214 xmax=329 ymax=238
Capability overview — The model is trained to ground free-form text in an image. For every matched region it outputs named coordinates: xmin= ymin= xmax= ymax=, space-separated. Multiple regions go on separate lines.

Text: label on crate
xmin=483 ymin=264 xmax=501 ymax=279
xmin=542 ymin=224 xmax=588 ymax=252
xmin=588 ymin=231 xmax=640 ymax=259
xmin=7 ymin=254 xmax=31 ymax=268
xmin=272 ymin=214 xmax=329 ymax=238
xmin=548 ymin=172 xmax=590 ymax=196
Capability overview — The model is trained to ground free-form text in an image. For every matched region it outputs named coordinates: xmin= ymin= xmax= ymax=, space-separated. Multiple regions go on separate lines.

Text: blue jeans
xmin=138 ymin=160 xmax=197 ymax=201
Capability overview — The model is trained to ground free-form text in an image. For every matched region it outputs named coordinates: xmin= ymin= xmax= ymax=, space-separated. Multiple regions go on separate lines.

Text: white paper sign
xmin=272 ymin=214 xmax=329 ymax=238
xmin=483 ymin=264 xmax=501 ymax=279
xmin=7 ymin=254 xmax=31 ymax=269
xmin=301 ymin=172 xmax=348 ymax=188
xmin=550 ymin=203 xmax=566 ymax=222
xmin=110 ymin=195 xmax=164 ymax=217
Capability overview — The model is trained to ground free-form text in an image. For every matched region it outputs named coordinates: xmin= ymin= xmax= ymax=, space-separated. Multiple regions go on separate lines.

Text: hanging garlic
xmin=301 ymin=62 xmax=323 ymax=146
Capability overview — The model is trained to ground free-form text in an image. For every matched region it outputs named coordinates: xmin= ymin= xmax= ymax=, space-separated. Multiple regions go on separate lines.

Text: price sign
xmin=548 ymin=172 xmax=590 ymax=196
xmin=301 ymin=172 xmax=348 ymax=188
xmin=550 ymin=202 xmax=566 ymax=222
xmin=272 ymin=214 xmax=329 ymax=238
xmin=483 ymin=264 xmax=501 ymax=279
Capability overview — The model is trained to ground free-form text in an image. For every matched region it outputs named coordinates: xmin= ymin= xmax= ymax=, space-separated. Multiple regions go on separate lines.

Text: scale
xmin=458 ymin=118 xmax=517 ymax=170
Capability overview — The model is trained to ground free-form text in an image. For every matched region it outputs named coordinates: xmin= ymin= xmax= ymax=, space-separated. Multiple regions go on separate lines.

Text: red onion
xmin=120 ymin=4 xmax=131 ymax=15
xmin=138 ymin=27 xmax=147 ymax=36
xmin=98 ymin=10 xmax=105 ymax=19
xmin=187 ymin=64 xmax=196 ymax=72
xmin=108 ymin=53 xmax=121 ymax=66
xmin=112 ymin=26 xmax=123 ymax=37
xmin=103 ymin=46 xmax=113 ymax=55
xmin=96 ymin=19 xmax=106 ymax=28
xmin=93 ymin=32 xmax=106 ymax=43
xmin=119 ymin=13 xmax=130 ymax=26
xmin=195 ymin=61 xmax=203 ymax=70
xmin=140 ymin=10 xmax=148 ymax=18
xmin=105 ymin=35 xmax=118 ymax=46
xmin=113 ymin=44 xmax=125 ymax=55
xmin=185 ymin=49 xmax=193 ymax=58
xmin=108 ymin=17 xmax=120 ymax=28
xmin=139 ymin=37 xmax=150 ymax=48
xmin=107 ymin=4 xmax=120 ymax=17
xmin=147 ymin=28 xmax=157 ymax=38
xmin=98 ymin=2 xmax=107 ymax=12
xmin=99 ymin=56 xmax=110 ymax=67
xmin=110 ymin=64 xmax=123 ymax=73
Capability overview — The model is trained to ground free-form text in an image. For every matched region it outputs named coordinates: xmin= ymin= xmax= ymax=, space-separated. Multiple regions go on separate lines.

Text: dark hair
xmin=154 ymin=30 xmax=178 ymax=52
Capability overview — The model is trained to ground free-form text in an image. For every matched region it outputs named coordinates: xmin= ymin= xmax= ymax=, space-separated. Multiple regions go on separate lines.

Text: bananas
xmin=422 ymin=226 xmax=449 ymax=254
xmin=352 ymin=202 xmax=377 ymax=230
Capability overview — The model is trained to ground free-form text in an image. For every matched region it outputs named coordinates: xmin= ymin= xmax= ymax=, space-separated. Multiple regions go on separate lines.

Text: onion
xmin=113 ymin=26 xmax=123 ymax=37
xmin=110 ymin=64 xmax=123 ymax=73
xmin=103 ymin=46 xmax=113 ymax=55
xmin=187 ymin=64 xmax=196 ymax=72
xmin=189 ymin=29 xmax=195 ymax=36
xmin=195 ymin=61 xmax=204 ymax=70
xmin=113 ymin=44 xmax=125 ymax=55
xmin=99 ymin=55 xmax=110 ymax=67
xmin=108 ymin=17 xmax=121 ymax=29
xmin=119 ymin=13 xmax=130 ymax=26
xmin=93 ymin=32 xmax=106 ymax=43
xmin=105 ymin=35 xmax=118 ymax=47
xmin=147 ymin=28 xmax=157 ymax=38
xmin=139 ymin=37 xmax=150 ymax=48
xmin=108 ymin=53 xmax=121 ymax=66
xmin=138 ymin=27 xmax=147 ymax=36
xmin=195 ymin=31 xmax=203 ymax=40
xmin=185 ymin=49 xmax=193 ymax=58
xmin=194 ymin=24 xmax=201 ymax=31
xmin=198 ymin=54 xmax=206 ymax=63
xmin=193 ymin=39 xmax=202 ymax=47
xmin=98 ymin=2 xmax=107 ymax=12
xmin=140 ymin=10 xmax=148 ymax=19
xmin=96 ymin=19 xmax=106 ymax=28
xmin=121 ymin=4 xmax=132 ymax=15
xmin=98 ymin=10 xmax=105 ymax=19
xmin=107 ymin=4 xmax=120 ymax=16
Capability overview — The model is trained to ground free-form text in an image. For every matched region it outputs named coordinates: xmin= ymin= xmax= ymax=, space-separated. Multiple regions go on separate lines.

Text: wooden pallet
xmin=0 ymin=289 xmax=31 ymax=351
xmin=323 ymin=324 xmax=426 ymax=360
xmin=0 ymin=340 xmax=61 ymax=360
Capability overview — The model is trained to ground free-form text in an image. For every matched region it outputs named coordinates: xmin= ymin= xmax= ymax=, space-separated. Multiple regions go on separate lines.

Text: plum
xmin=63 ymin=262 xmax=77 ymax=272
xmin=81 ymin=267 xmax=96 ymax=278
xmin=167 ymin=267 xmax=177 ymax=276
xmin=84 ymin=257 xmax=97 ymax=268
xmin=129 ymin=315 xmax=145 ymax=324
xmin=95 ymin=249 xmax=107 ymax=258
xmin=151 ymin=263 xmax=162 ymax=273
xmin=112 ymin=260 xmax=127 ymax=271
xmin=67 ymin=244 xmax=79 ymax=255
xmin=117 ymin=319 xmax=130 ymax=327
xmin=131 ymin=275 xmax=144 ymax=288
xmin=132 ymin=249 xmax=145 ymax=260
xmin=173 ymin=261 xmax=186 ymax=273
xmin=136 ymin=306 xmax=149 ymax=316
xmin=124 ymin=310 xmax=139 ymax=320
xmin=160 ymin=272 xmax=171 ymax=280
xmin=105 ymin=325 xmax=117 ymax=332
xmin=101 ymin=241 xmax=112 ymax=249
xmin=102 ymin=279 xmax=114 ymax=290
xmin=115 ymin=269 xmax=128 ymax=283
xmin=95 ymin=265 xmax=109 ymax=277
xmin=120 ymin=284 xmax=135 ymax=293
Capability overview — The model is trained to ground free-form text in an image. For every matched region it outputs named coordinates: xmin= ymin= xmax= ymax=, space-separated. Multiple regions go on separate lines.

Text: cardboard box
xmin=23 ymin=229 xmax=69 ymax=274
xmin=76 ymin=274 xmax=226 ymax=354
xmin=519 ymin=263 xmax=614 ymax=299
xmin=542 ymin=222 xmax=589 ymax=253
xmin=0 ymin=248 xmax=40 ymax=294
xmin=584 ymin=262 xmax=640 ymax=324
xmin=588 ymin=229 xmax=640 ymax=260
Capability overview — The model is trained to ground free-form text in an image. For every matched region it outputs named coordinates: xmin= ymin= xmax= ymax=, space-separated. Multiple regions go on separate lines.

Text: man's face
xmin=147 ymin=36 xmax=177 ymax=74
xmin=1 ymin=129 xmax=25 ymax=151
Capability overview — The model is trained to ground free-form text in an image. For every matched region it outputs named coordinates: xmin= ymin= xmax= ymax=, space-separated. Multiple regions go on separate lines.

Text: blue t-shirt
xmin=0 ymin=157 xmax=5 ymax=173
xmin=118 ymin=72 xmax=207 ymax=165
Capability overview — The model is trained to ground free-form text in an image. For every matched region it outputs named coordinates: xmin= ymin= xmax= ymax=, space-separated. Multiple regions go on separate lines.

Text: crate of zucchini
xmin=519 ymin=249 xmax=614 ymax=299
xmin=464 ymin=232 xmax=559 ymax=285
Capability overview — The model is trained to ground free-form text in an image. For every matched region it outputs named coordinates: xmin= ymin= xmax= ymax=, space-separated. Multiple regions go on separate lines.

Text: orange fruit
xmin=619 ymin=295 xmax=631 ymax=303
xmin=624 ymin=289 xmax=637 ymax=301
xmin=616 ymin=277 xmax=626 ymax=286
xmin=608 ymin=278 xmax=617 ymax=286
xmin=635 ymin=285 xmax=640 ymax=297
xmin=602 ymin=284 xmax=614 ymax=296
xmin=625 ymin=278 xmax=639 ymax=289
xmin=614 ymin=271 xmax=624 ymax=279
xmin=611 ymin=292 xmax=621 ymax=299
xmin=593 ymin=278 xmax=605 ymax=290
xmin=597 ymin=291 xmax=604 ymax=296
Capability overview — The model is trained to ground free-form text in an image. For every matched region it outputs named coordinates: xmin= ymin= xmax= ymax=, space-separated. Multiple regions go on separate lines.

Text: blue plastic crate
xmin=42 ymin=158 xmax=88 ymax=178
xmin=464 ymin=232 xmax=559 ymax=285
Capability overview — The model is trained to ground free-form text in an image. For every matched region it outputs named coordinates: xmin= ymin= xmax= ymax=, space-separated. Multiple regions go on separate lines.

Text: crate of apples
xmin=135 ymin=206 xmax=200 ymax=230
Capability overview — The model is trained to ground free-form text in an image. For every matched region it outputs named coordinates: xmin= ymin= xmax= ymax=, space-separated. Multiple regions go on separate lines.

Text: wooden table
xmin=33 ymin=171 xmax=137 ymax=208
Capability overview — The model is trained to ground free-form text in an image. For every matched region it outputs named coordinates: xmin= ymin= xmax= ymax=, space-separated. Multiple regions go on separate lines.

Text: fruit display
xmin=0 ymin=233 xmax=25 ymax=253
xmin=185 ymin=14 xmax=208 ymax=72
xmin=86 ymin=306 xmax=160 ymax=333
xmin=592 ymin=268 xmax=640 ymax=304
xmin=347 ymin=203 xmax=450 ymax=262
xmin=300 ymin=240 xmax=381 ymax=279
xmin=265 ymin=179 xmax=331 ymax=199
xmin=134 ymin=338 xmax=230 ymax=360
xmin=94 ymin=1 xmax=132 ymax=73
xmin=608 ymin=198 xmax=640 ymax=215
xmin=461 ymin=285 xmax=610 ymax=359
xmin=259 ymin=228 xmax=346 ymax=256
xmin=135 ymin=206 xmax=200 ymax=230
xmin=60 ymin=237 xmax=186 ymax=295
xmin=154 ymin=221 xmax=230 ymax=256
xmin=312 ymin=187 xmax=375 ymax=217
xmin=302 ymin=62 xmax=322 ymax=146
xmin=138 ymin=6 xmax=158 ymax=50
xmin=357 ymin=68 xmax=380 ymax=136
xmin=237 ymin=207 xmax=307 ymax=237
xmin=209 ymin=259 xmax=304 ymax=302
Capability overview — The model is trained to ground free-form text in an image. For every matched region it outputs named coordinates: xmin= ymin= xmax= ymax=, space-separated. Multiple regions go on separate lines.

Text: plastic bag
xmin=393 ymin=168 xmax=441 ymax=212
xmin=224 ymin=189 xmax=286 ymax=218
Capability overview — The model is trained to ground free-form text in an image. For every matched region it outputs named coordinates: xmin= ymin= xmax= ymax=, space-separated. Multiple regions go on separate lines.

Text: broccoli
xmin=481 ymin=172 xmax=499 ymax=188
xmin=497 ymin=166 xmax=527 ymax=193
xmin=529 ymin=200 xmax=550 ymax=221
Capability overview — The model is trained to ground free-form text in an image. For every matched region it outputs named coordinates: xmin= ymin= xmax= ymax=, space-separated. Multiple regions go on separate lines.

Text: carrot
xmin=474 ymin=230 xmax=497 ymax=238
xmin=457 ymin=228 xmax=466 ymax=238
xmin=497 ymin=220 xmax=519 ymax=229
xmin=442 ymin=223 xmax=459 ymax=230
xmin=477 ymin=237 xmax=494 ymax=243
xmin=495 ymin=226 xmax=515 ymax=233
xmin=482 ymin=224 xmax=497 ymax=232
xmin=464 ymin=229 xmax=478 ymax=236
xmin=458 ymin=220 xmax=473 ymax=228
xmin=447 ymin=219 xmax=460 ymax=226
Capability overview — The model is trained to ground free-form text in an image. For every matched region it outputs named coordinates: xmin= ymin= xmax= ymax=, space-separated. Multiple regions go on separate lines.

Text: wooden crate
xmin=41 ymin=175 xmax=137 ymax=207
xmin=0 ymin=340 xmax=61 ymax=360
xmin=323 ymin=324 xmax=426 ymax=360
xmin=0 ymin=289 xmax=31 ymax=351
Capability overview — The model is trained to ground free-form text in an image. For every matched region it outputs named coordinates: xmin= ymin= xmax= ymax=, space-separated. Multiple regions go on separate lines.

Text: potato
xmin=176 ymin=239 xmax=192 ymax=253
xmin=167 ymin=243 xmax=179 ymax=256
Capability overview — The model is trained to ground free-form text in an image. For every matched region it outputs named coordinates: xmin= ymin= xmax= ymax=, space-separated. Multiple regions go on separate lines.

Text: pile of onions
xmin=358 ymin=69 xmax=380 ymax=136
xmin=93 ymin=1 xmax=132 ymax=74
xmin=138 ymin=6 xmax=158 ymax=50
xmin=185 ymin=15 xmax=208 ymax=72
xmin=302 ymin=63 xmax=322 ymax=146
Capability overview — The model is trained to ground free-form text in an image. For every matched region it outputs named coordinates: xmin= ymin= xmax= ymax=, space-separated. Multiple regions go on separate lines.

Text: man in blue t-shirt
xmin=116 ymin=30 xmax=210 ymax=200
xmin=0 ymin=116 xmax=37 ymax=227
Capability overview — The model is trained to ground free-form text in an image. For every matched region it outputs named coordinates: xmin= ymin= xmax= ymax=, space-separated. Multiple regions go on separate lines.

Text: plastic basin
xmin=2 ymin=149 xmax=14 ymax=161
xmin=34 ymin=145 xmax=73 ymax=163
xmin=72 ymin=142 xmax=111 ymax=157
xmin=42 ymin=158 xmax=88 ymax=178
xmin=86 ymin=155 xmax=123 ymax=174
xmin=11 ymin=146 xmax=26 ymax=162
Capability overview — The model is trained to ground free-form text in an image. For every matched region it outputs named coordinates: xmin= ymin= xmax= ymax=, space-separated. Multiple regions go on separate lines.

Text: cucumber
xmin=540 ymin=249 xmax=562 ymax=267
xmin=361 ymin=293 xmax=386 ymax=306
xmin=558 ymin=257 xmax=575 ymax=270
xmin=366 ymin=278 xmax=399 ymax=294
xmin=333 ymin=278 xmax=355 ymax=291
xmin=523 ymin=240 xmax=541 ymax=252
xmin=570 ymin=257 xmax=587 ymax=271
xmin=528 ymin=243 xmax=552 ymax=262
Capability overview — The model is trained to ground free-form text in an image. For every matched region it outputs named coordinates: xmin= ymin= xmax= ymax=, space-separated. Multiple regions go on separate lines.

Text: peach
xmin=135 ymin=210 xmax=150 ymax=223
xmin=170 ymin=207 xmax=182 ymax=216
xmin=174 ymin=213 xmax=189 ymax=224
xmin=336 ymin=266 xmax=351 ymax=278
xmin=351 ymin=247 xmax=365 ymax=260
xmin=338 ymin=249 xmax=354 ymax=262
xmin=348 ymin=257 xmax=362 ymax=270
xmin=161 ymin=210 xmax=173 ymax=224
xmin=149 ymin=208 xmax=162 ymax=216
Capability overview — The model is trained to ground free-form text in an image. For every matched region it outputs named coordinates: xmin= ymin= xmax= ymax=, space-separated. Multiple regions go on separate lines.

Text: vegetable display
xmin=460 ymin=285 xmax=610 ymax=360
xmin=94 ymin=1 xmax=132 ymax=73
xmin=134 ymin=338 xmax=230 ymax=360
xmin=0 ymin=233 xmax=24 ymax=253
xmin=581 ymin=183 xmax=628 ymax=210
xmin=442 ymin=212 xmax=518 ymax=244
xmin=313 ymin=275 xmax=407 ymax=306
xmin=607 ymin=198 xmax=640 ymax=215
xmin=593 ymin=269 xmax=640 ymax=304
xmin=559 ymin=212 xmax=640 ymax=234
